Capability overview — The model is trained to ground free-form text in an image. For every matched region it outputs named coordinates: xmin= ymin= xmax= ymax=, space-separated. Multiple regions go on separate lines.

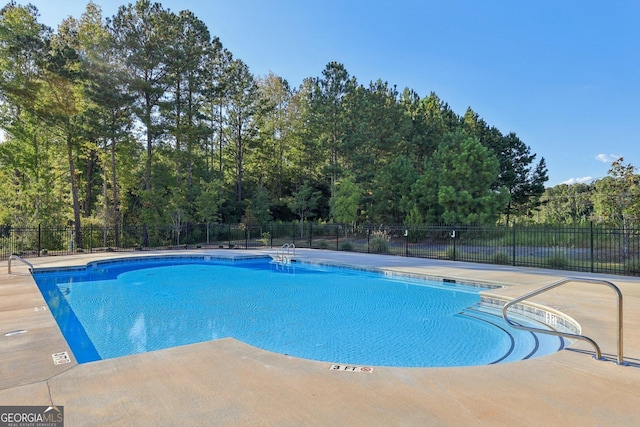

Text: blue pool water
xmin=33 ymin=256 xmax=563 ymax=367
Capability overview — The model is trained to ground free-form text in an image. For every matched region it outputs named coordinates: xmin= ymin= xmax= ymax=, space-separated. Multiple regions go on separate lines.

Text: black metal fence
xmin=1 ymin=222 xmax=639 ymax=277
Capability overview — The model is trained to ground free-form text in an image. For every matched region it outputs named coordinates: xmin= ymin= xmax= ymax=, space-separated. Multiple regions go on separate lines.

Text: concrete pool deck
xmin=1 ymin=249 xmax=639 ymax=426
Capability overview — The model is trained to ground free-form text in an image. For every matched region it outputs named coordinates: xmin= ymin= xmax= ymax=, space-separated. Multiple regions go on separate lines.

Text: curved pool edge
xmin=30 ymin=252 xmax=272 ymax=274
xmin=29 ymin=250 xmax=586 ymax=369
xmin=34 ymin=254 xmax=532 ymax=368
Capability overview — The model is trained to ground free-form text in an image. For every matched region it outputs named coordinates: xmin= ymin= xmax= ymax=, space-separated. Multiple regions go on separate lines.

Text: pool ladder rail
xmin=502 ymin=277 xmax=626 ymax=365
xmin=8 ymin=254 xmax=34 ymax=274
xmin=271 ymin=243 xmax=295 ymax=265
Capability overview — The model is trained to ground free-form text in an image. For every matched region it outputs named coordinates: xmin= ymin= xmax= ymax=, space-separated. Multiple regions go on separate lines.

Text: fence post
xmin=90 ymin=223 xmax=93 ymax=253
xmin=512 ymin=224 xmax=516 ymax=266
xmin=270 ymin=223 xmax=273 ymax=248
xmin=228 ymin=224 xmax=231 ymax=248
xmin=367 ymin=227 xmax=371 ymax=254
xmin=309 ymin=222 xmax=312 ymax=248
xmin=245 ymin=227 xmax=248 ymax=249
xmin=590 ymin=221 xmax=594 ymax=273
xmin=452 ymin=226 xmax=456 ymax=261
xmin=37 ymin=224 xmax=41 ymax=256
xmin=336 ymin=224 xmax=339 ymax=251
xmin=405 ymin=228 xmax=409 ymax=257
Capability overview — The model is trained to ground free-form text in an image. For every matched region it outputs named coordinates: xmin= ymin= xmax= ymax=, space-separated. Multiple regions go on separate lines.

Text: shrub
xmin=547 ymin=248 xmax=568 ymax=269
xmin=38 ymin=229 xmax=65 ymax=251
xmin=492 ymin=252 xmax=511 ymax=265
xmin=445 ymin=246 xmax=455 ymax=260
xmin=369 ymin=229 xmax=390 ymax=254
xmin=259 ymin=232 xmax=271 ymax=246
xmin=370 ymin=237 xmax=390 ymax=254
xmin=187 ymin=226 xmax=204 ymax=244
xmin=315 ymin=239 xmax=329 ymax=249
xmin=624 ymin=259 xmax=640 ymax=275
xmin=340 ymin=240 xmax=353 ymax=251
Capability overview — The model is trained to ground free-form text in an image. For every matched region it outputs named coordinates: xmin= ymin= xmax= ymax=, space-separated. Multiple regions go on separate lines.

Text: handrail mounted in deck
xmin=502 ymin=277 xmax=625 ymax=365
xmin=8 ymin=254 xmax=34 ymax=274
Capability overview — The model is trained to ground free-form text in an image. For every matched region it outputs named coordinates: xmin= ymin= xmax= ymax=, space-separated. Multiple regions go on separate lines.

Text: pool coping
xmin=2 ymin=249 xmax=640 ymax=426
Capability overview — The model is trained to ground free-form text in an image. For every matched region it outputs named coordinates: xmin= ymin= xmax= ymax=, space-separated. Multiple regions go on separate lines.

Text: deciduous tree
xmin=593 ymin=158 xmax=640 ymax=227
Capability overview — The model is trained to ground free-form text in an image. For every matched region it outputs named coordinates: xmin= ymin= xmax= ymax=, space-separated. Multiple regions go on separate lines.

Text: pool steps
xmin=460 ymin=303 xmax=567 ymax=364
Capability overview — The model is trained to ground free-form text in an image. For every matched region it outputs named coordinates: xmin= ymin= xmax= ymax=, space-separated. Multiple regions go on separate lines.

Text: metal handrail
xmin=502 ymin=277 xmax=625 ymax=365
xmin=276 ymin=243 xmax=295 ymax=257
xmin=8 ymin=254 xmax=34 ymax=274
xmin=272 ymin=243 xmax=296 ymax=266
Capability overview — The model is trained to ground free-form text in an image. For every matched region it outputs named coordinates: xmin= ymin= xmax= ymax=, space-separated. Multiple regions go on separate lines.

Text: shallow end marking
xmin=330 ymin=364 xmax=374 ymax=373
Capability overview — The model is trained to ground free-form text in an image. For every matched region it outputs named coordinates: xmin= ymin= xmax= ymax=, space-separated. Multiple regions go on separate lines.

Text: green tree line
xmin=0 ymin=1 xmax=550 ymax=247
xmin=534 ymin=157 xmax=640 ymax=228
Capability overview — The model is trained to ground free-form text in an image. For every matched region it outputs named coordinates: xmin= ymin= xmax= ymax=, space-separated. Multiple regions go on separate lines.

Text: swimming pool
xmin=33 ymin=256 xmax=566 ymax=367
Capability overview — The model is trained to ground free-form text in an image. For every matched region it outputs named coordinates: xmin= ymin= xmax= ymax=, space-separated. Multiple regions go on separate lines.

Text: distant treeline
xmin=535 ymin=158 xmax=640 ymax=227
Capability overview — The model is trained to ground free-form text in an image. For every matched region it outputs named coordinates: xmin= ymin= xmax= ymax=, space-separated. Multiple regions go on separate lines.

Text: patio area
xmin=1 ymin=249 xmax=639 ymax=426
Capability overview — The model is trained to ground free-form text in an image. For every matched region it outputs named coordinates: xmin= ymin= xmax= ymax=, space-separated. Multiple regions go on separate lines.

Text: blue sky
xmin=24 ymin=0 xmax=640 ymax=186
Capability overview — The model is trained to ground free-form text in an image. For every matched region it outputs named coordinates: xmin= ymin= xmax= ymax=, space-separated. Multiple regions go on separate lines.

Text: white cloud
xmin=595 ymin=153 xmax=621 ymax=163
xmin=561 ymin=177 xmax=593 ymax=185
